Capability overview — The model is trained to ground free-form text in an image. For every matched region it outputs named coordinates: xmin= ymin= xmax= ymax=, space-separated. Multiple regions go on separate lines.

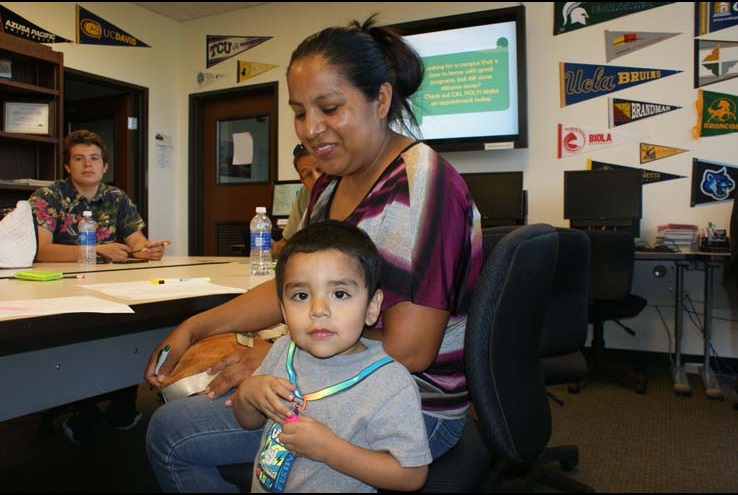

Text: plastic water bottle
xmin=78 ymin=210 xmax=97 ymax=264
xmin=250 ymin=206 xmax=273 ymax=275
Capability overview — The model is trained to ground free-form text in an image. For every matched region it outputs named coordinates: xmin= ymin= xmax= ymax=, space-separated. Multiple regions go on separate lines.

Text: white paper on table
xmin=0 ymin=295 xmax=133 ymax=320
xmin=81 ymin=280 xmax=245 ymax=300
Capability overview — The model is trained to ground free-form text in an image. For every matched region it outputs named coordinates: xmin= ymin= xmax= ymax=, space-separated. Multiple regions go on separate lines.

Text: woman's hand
xmin=208 ymin=338 xmax=273 ymax=402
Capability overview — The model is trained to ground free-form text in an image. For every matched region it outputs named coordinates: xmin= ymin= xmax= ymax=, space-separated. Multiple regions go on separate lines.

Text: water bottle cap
xmin=256 ymin=206 xmax=267 ymax=214
xmin=83 ymin=210 xmax=92 ymax=217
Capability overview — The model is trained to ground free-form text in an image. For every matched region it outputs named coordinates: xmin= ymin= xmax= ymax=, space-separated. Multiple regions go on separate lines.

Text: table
xmin=635 ymin=250 xmax=730 ymax=399
xmin=0 ymin=256 xmax=266 ymax=421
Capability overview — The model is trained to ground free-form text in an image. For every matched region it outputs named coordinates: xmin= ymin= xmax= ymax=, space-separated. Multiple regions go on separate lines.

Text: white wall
xmin=12 ymin=2 xmax=738 ymax=359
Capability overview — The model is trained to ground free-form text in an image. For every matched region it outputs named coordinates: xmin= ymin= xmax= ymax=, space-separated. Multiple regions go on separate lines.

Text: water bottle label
xmin=79 ymin=231 xmax=96 ymax=246
xmin=250 ymin=232 xmax=271 ymax=250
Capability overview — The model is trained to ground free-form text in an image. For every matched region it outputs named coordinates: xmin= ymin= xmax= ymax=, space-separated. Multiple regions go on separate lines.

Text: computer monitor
xmin=461 ymin=171 xmax=526 ymax=228
xmin=563 ymin=169 xmax=642 ymax=235
xmin=271 ymin=180 xmax=302 ymax=220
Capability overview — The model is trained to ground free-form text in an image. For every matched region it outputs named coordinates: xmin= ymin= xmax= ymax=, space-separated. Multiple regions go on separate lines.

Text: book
xmin=657 ymin=223 xmax=698 ymax=231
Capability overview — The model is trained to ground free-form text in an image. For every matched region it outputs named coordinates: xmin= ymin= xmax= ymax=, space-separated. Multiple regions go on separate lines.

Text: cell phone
xmin=112 ymin=257 xmax=148 ymax=264
xmin=96 ymin=255 xmax=111 ymax=264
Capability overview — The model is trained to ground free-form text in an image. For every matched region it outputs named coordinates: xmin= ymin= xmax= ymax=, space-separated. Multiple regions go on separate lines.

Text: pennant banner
xmin=77 ymin=5 xmax=149 ymax=47
xmin=237 ymin=61 xmax=278 ymax=83
xmin=694 ymin=39 xmax=738 ymax=88
xmin=691 ymin=158 xmax=738 ymax=206
xmin=605 ymin=30 xmax=679 ymax=62
xmin=695 ymin=2 xmax=738 ymax=36
xmin=639 ymin=143 xmax=689 ymax=164
xmin=554 ymin=2 xmax=674 ymax=36
xmin=693 ymin=89 xmax=738 ymax=138
xmin=609 ymin=97 xmax=681 ymax=128
xmin=0 ymin=5 xmax=70 ymax=43
xmin=557 ymin=123 xmax=637 ymax=158
xmin=560 ymin=62 xmax=682 ymax=107
xmin=588 ymin=159 xmax=685 ymax=184
xmin=206 ymin=35 xmax=271 ymax=68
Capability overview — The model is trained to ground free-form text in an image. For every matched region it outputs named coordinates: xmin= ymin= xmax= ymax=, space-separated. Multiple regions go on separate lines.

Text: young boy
xmin=231 ymin=220 xmax=431 ymax=493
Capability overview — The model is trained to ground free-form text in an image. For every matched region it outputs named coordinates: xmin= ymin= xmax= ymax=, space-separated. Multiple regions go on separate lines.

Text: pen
xmin=151 ymin=277 xmax=211 ymax=284
xmin=154 ymin=345 xmax=171 ymax=375
xmin=131 ymin=241 xmax=171 ymax=254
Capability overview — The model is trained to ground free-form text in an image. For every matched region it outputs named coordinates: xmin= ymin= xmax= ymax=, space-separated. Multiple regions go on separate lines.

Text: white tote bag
xmin=0 ymin=200 xmax=37 ymax=268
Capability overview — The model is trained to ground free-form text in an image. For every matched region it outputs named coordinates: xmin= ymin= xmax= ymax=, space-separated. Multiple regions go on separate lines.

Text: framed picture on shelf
xmin=0 ymin=59 xmax=10 ymax=79
xmin=3 ymin=102 xmax=49 ymax=134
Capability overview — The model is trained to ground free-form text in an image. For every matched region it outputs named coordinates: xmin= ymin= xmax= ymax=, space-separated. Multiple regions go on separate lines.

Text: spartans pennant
xmin=639 ymin=143 xmax=689 ymax=164
xmin=555 ymin=2 xmax=674 ymax=35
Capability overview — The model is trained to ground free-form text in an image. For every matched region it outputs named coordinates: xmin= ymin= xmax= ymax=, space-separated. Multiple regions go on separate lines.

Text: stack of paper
xmin=656 ymin=224 xmax=698 ymax=251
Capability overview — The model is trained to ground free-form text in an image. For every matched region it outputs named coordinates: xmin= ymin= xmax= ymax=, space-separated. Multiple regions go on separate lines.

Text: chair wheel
xmin=560 ymin=455 xmax=579 ymax=471
xmin=567 ymin=382 xmax=581 ymax=394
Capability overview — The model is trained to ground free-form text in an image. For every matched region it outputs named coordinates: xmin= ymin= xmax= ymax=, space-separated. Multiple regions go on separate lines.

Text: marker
xmin=151 ymin=277 xmax=211 ymax=284
xmin=154 ymin=345 xmax=171 ymax=375
xmin=63 ymin=274 xmax=85 ymax=279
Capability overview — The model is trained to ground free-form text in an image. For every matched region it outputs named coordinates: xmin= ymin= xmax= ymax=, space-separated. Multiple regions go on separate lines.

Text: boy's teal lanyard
xmin=285 ymin=341 xmax=393 ymax=411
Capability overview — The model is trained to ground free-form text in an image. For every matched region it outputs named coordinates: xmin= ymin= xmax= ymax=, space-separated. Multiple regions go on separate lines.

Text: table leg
xmin=672 ymin=261 xmax=691 ymax=395
xmin=700 ymin=259 xmax=723 ymax=399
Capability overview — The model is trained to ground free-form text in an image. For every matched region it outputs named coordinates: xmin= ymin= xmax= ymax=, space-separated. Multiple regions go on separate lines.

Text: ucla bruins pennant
xmin=560 ymin=62 xmax=682 ymax=107
xmin=691 ymin=158 xmax=738 ymax=206
xmin=77 ymin=5 xmax=149 ymax=47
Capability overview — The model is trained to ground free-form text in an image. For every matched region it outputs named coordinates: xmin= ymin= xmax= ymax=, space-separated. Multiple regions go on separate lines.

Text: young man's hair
xmin=275 ymin=220 xmax=381 ymax=300
xmin=63 ymin=129 xmax=110 ymax=165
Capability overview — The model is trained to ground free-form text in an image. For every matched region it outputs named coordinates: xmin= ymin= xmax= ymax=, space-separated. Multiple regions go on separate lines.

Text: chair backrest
xmin=465 ymin=223 xmax=559 ymax=463
xmin=541 ymin=228 xmax=590 ymax=360
xmin=584 ymin=229 xmax=636 ymax=301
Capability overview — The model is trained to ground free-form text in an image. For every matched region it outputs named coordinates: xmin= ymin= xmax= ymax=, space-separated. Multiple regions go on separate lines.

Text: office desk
xmin=635 ymin=250 xmax=730 ymax=399
xmin=0 ymin=256 xmax=267 ymax=421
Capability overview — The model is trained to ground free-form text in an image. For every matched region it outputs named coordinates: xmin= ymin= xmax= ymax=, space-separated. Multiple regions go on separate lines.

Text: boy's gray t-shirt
xmin=250 ymin=336 xmax=431 ymax=493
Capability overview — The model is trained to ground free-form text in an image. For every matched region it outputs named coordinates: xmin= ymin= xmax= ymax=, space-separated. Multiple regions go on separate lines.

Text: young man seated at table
xmin=28 ymin=129 xmax=170 ymax=442
xmin=271 ymin=142 xmax=321 ymax=257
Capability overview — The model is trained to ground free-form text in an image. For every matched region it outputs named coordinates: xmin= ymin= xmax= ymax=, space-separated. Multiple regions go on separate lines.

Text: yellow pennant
xmin=237 ymin=61 xmax=278 ymax=83
xmin=639 ymin=143 xmax=689 ymax=164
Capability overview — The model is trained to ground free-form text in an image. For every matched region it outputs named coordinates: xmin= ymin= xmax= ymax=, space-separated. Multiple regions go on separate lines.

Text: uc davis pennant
xmin=560 ymin=62 xmax=682 ymax=107
xmin=609 ymin=97 xmax=681 ymax=128
xmin=207 ymin=35 xmax=271 ymax=68
xmin=588 ymin=159 xmax=685 ymax=185
xmin=693 ymin=89 xmax=738 ymax=138
xmin=695 ymin=2 xmax=738 ymax=36
xmin=691 ymin=158 xmax=738 ymax=206
xmin=0 ymin=5 xmax=70 ymax=43
xmin=76 ymin=5 xmax=149 ymax=47
xmin=557 ymin=123 xmax=637 ymax=158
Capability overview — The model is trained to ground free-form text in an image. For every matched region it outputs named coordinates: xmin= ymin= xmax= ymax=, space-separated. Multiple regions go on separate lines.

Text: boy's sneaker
xmin=103 ymin=401 xmax=143 ymax=431
xmin=62 ymin=406 xmax=102 ymax=444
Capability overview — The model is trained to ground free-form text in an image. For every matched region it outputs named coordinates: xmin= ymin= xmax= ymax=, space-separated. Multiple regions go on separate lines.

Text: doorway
xmin=63 ymin=69 xmax=148 ymax=225
xmin=188 ymin=83 xmax=278 ymax=256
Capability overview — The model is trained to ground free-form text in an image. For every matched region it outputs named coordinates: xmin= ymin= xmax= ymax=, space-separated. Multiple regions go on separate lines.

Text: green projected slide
xmin=412 ymin=41 xmax=510 ymax=125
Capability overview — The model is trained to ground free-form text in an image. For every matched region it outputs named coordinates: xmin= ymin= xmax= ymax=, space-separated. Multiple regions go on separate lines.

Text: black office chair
xmin=541 ymin=228 xmax=591 ymax=389
xmin=459 ymin=223 xmax=594 ymax=492
xmin=574 ymin=229 xmax=648 ymax=394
